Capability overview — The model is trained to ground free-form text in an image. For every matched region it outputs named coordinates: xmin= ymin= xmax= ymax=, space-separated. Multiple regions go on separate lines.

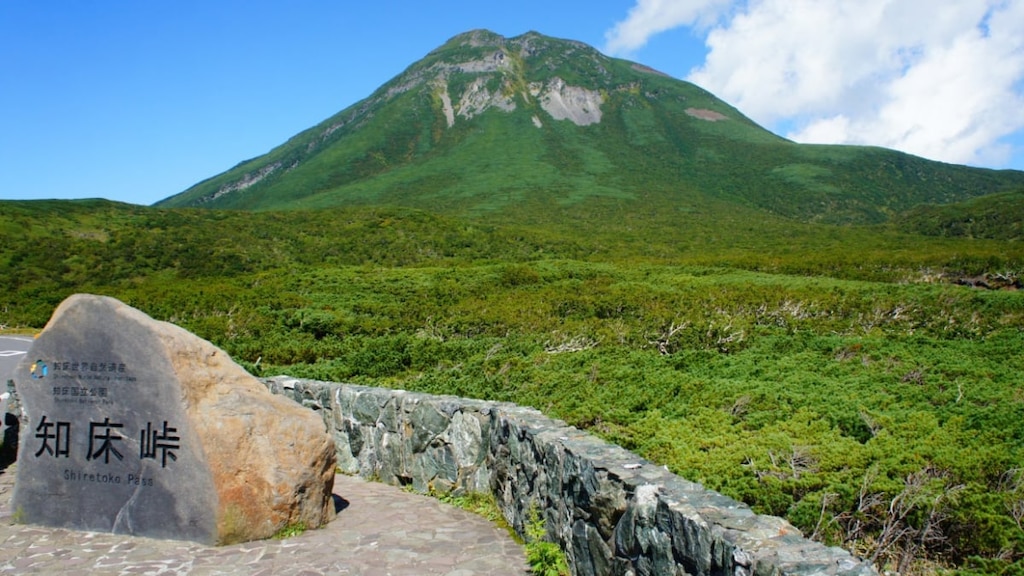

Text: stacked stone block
xmin=264 ymin=376 xmax=875 ymax=576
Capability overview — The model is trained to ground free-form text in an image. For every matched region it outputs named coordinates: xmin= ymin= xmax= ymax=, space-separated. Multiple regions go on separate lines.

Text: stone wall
xmin=263 ymin=376 xmax=876 ymax=576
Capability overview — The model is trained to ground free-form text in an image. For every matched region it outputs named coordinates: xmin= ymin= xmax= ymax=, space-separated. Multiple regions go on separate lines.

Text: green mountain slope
xmin=897 ymin=188 xmax=1024 ymax=240
xmin=158 ymin=30 xmax=1024 ymax=225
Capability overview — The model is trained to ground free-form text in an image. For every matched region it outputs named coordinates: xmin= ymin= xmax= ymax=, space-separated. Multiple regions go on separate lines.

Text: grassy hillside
xmin=898 ymin=188 xmax=1024 ymax=240
xmin=2 ymin=198 xmax=1022 ymax=574
xmin=157 ymin=31 xmax=1024 ymax=226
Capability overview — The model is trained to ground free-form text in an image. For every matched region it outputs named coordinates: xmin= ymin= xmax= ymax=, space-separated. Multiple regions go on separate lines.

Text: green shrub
xmin=525 ymin=507 xmax=569 ymax=576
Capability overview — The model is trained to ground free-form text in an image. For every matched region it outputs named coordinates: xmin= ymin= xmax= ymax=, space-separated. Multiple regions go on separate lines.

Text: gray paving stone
xmin=0 ymin=464 xmax=529 ymax=575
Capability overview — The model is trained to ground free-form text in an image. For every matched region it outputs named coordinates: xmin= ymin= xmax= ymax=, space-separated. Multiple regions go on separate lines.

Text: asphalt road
xmin=0 ymin=336 xmax=33 ymax=386
xmin=1 ymin=335 xmax=33 ymax=455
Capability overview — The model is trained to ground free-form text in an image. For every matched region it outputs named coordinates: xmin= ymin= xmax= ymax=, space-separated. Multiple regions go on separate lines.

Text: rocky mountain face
xmin=158 ymin=30 xmax=1024 ymax=225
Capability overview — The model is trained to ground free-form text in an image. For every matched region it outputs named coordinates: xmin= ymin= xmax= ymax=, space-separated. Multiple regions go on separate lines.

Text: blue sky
xmin=3 ymin=1 xmax=1022 ymax=206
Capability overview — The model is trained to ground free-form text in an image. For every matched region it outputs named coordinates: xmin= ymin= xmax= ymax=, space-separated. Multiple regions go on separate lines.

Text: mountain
xmin=157 ymin=30 xmax=1024 ymax=225
xmin=897 ymin=188 xmax=1024 ymax=240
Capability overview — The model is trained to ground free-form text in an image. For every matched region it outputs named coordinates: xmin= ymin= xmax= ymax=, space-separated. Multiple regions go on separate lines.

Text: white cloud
xmin=604 ymin=0 xmax=733 ymax=55
xmin=608 ymin=0 xmax=1024 ymax=168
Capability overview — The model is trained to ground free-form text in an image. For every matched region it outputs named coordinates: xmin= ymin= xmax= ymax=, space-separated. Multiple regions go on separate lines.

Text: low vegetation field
xmin=2 ymin=199 xmax=1022 ymax=574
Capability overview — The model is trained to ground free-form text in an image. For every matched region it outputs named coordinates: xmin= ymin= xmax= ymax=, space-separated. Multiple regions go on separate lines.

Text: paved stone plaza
xmin=0 ymin=464 xmax=529 ymax=575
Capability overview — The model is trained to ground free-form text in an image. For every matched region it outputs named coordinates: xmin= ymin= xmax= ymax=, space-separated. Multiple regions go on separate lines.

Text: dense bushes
xmin=75 ymin=261 xmax=1020 ymax=574
xmin=2 ymin=201 xmax=1022 ymax=573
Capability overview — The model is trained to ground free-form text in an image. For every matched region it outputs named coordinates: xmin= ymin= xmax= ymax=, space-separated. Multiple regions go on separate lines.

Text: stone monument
xmin=11 ymin=294 xmax=336 ymax=544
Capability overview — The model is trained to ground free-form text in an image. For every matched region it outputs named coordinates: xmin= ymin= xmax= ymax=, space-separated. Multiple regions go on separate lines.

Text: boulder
xmin=11 ymin=294 xmax=335 ymax=544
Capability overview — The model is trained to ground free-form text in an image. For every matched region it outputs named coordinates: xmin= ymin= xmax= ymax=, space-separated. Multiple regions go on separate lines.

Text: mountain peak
xmin=156 ymin=30 xmax=1024 ymax=221
xmin=438 ymin=29 xmax=578 ymax=49
xmin=442 ymin=28 xmax=508 ymax=48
